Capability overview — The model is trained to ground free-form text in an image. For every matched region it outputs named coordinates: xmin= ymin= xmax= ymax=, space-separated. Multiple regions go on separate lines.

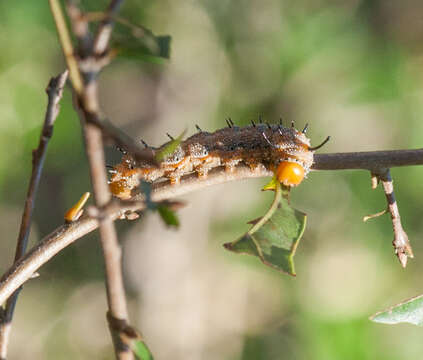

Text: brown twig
xmin=318 ymin=152 xmax=419 ymax=268
xmin=0 ymin=71 xmax=68 ymax=360
xmin=83 ymin=112 xmax=156 ymax=164
xmin=0 ymin=150 xmax=422 ymax=306
xmin=80 ymin=30 xmax=135 ymax=360
xmin=313 ymin=149 xmax=423 ymax=170
xmin=50 ymin=0 xmax=133 ymax=358
xmin=0 ymin=164 xmax=266 ymax=306
xmin=65 ymin=0 xmax=156 ymax=164
xmin=6 ymin=3 xmax=423 ymax=358
xmin=366 ymin=169 xmax=414 ymax=267
xmin=93 ymin=0 xmax=124 ymax=54
xmin=83 ymin=123 xmax=133 ymax=359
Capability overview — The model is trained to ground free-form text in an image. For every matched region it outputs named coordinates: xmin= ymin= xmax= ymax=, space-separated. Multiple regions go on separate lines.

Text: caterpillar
xmin=109 ymin=120 xmax=329 ymax=199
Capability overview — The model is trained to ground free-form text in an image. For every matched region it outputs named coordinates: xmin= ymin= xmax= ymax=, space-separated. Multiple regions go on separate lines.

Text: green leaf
xmin=370 ymin=294 xmax=423 ymax=326
xmin=131 ymin=338 xmax=154 ymax=360
xmin=157 ymin=205 xmax=180 ymax=228
xmin=224 ymin=182 xmax=306 ymax=276
xmin=155 ymin=130 xmax=186 ymax=162
xmin=112 ymin=18 xmax=171 ymax=63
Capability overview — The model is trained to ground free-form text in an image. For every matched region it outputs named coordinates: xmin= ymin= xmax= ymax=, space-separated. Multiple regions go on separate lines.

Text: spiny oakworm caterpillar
xmin=109 ymin=122 xmax=329 ymax=199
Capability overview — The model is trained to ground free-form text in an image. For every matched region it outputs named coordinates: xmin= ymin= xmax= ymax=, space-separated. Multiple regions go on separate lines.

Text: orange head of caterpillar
xmin=263 ymin=124 xmax=330 ymax=187
xmin=276 ymin=160 xmax=306 ymax=187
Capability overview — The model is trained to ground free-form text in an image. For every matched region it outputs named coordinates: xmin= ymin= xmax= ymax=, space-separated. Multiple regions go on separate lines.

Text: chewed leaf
xmin=370 ymin=294 xmax=423 ymax=326
xmin=155 ymin=130 xmax=186 ymax=162
xmin=224 ymin=181 xmax=306 ymax=276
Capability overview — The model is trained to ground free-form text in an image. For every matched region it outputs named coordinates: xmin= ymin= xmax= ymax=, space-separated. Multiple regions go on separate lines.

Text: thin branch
xmin=373 ymin=169 xmax=413 ymax=267
xmin=0 ymin=71 xmax=68 ymax=360
xmin=313 ymin=149 xmax=423 ymax=170
xmin=83 ymin=123 xmax=133 ymax=359
xmin=66 ymin=0 xmax=93 ymax=56
xmin=84 ymin=112 xmax=156 ymax=164
xmin=1 ymin=148 xmax=423 ymax=305
xmin=0 ymin=218 xmax=100 ymax=307
xmin=55 ymin=0 xmax=154 ymax=166
xmin=0 ymin=164 xmax=268 ymax=306
xmin=318 ymin=152 xmax=419 ymax=268
xmin=93 ymin=0 xmax=124 ymax=54
xmin=64 ymin=0 xmax=155 ymax=164
xmin=52 ymin=0 xmax=133 ymax=358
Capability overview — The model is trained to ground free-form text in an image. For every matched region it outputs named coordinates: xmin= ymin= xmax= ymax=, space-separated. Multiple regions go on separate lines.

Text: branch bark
xmin=7 ymin=2 xmax=423 ymax=358
xmin=0 ymin=71 xmax=68 ymax=360
xmin=0 ymin=149 xmax=422 ymax=306
xmin=369 ymin=169 xmax=414 ymax=267
xmin=50 ymin=0 xmax=133 ymax=358
xmin=313 ymin=149 xmax=423 ymax=170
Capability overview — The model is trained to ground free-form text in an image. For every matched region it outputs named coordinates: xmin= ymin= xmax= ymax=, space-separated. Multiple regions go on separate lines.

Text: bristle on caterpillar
xmin=109 ymin=123 xmax=327 ymax=199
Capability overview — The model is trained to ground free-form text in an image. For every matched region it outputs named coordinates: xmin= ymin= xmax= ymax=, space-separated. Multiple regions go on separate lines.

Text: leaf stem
xmin=249 ymin=181 xmax=282 ymax=235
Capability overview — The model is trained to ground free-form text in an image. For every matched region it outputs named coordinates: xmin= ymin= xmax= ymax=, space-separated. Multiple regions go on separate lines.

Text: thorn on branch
xmin=370 ymin=172 xmax=379 ymax=189
xmin=64 ymin=192 xmax=91 ymax=223
xmin=30 ymin=272 xmax=40 ymax=280
xmin=363 ymin=208 xmax=387 ymax=222
xmin=367 ymin=169 xmax=414 ymax=268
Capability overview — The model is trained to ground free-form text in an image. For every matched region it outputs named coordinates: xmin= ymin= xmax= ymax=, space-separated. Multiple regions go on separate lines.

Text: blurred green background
xmin=2 ymin=0 xmax=423 ymax=359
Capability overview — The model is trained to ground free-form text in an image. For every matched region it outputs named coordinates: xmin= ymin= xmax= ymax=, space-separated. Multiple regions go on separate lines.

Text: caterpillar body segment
xmin=109 ymin=123 xmax=318 ymax=199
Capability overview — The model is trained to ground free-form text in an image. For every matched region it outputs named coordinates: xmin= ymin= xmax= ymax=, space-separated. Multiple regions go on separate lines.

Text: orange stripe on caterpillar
xmin=109 ymin=123 xmax=324 ymax=199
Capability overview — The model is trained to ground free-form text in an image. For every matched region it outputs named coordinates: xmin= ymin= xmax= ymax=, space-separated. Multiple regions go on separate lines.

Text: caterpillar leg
xmin=188 ymin=154 xmax=218 ymax=179
xmin=223 ymin=159 xmax=241 ymax=173
xmin=169 ymin=176 xmax=181 ymax=185
xmin=196 ymin=167 xmax=209 ymax=179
